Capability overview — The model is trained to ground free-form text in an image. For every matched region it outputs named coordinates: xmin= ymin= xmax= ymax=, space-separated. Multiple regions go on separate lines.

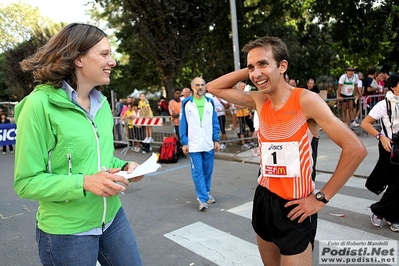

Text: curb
xmin=215 ymin=152 xmax=260 ymax=165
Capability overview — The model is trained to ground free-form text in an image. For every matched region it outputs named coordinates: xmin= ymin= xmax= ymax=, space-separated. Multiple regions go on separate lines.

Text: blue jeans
xmin=36 ymin=207 xmax=142 ymax=266
xmin=189 ymin=150 xmax=215 ymax=203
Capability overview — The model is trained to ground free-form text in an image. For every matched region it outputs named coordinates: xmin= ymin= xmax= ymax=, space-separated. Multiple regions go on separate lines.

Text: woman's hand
xmin=84 ymin=168 xmax=129 ymax=197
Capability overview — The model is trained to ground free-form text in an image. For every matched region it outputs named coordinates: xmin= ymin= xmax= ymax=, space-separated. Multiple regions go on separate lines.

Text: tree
xmin=0 ymin=2 xmax=55 ymax=51
xmin=0 ymin=28 xmax=60 ymax=100
xmin=92 ymin=0 xmax=231 ymax=100
xmin=311 ymin=0 xmax=398 ymax=75
xmin=92 ymin=0 xmax=343 ymax=90
xmin=0 ymin=2 xmax=65 ymax=101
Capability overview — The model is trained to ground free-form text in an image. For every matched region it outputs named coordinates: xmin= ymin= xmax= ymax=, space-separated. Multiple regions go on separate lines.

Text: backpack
xmin=158 ymin=136 xmax=180 ymax=163
xmin=157 ymin=99 xmax=168 ymax=114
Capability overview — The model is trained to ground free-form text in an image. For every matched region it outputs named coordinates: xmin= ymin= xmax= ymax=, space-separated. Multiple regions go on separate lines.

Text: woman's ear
xmin=74 ymin=56 xmax=83 ymax=68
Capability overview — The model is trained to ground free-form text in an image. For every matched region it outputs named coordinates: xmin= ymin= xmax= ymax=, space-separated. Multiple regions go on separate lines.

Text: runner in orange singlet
xmin=258 ymin=88 xmax=316 ymax=200
xmin=206 ymin=36 xmax=367 ymax=266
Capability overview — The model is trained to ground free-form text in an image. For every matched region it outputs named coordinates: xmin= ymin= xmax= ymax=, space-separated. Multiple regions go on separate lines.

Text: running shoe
xmin=371 ymin=214 xmax=383 ymax=228
xmin=207 ymin=192 xmax=216 ymax=204
xmin=242 ymin=143 xmax=250 ymax=149
xmin=199 ymin=202 xmax=208 ymax=211
xmin=387 ymin=221 xmax=399 ymax=232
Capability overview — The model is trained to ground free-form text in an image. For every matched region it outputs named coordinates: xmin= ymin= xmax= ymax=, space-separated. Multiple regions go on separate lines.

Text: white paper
xmin=116 ymin=153 xmax=161 ymax=179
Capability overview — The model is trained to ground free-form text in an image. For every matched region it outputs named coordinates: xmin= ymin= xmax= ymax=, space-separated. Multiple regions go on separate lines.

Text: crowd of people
xmin=115 ymin=65 xmax=393 ymax=155
xmin=115 ymin=85 xmax=259 ymax=151
xmin=7 ymin=21 xmax=399 ymax=266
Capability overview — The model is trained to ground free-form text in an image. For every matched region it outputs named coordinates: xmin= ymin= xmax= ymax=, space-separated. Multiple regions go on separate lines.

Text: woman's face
xmin=74 ymin=37 xmax=116 ymax=90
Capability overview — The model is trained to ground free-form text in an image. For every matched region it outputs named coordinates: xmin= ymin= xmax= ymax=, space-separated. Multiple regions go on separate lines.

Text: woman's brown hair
xmin=20 ymin=23 xmax=106 ymax=89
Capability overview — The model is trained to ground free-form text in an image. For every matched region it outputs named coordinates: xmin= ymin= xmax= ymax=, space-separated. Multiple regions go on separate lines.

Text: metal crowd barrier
xmin=113 ymin=96 xmax=386 ymax=154
xmin=112 ymin=108 xmax=257 ymax=154
xmin=113 ymin=116 xmax=175 ymax=155
xmin=324 ymin=94 xmax=385 ymax=137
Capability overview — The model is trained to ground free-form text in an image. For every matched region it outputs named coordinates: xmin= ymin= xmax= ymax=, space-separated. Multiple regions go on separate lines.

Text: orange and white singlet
xmin=257 ymin=88 xmax=316 ymax=200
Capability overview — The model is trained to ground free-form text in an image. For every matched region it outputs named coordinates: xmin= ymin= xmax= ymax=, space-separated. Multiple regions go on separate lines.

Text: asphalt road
xmin=1 ymin=147 xmax=398 ymax=266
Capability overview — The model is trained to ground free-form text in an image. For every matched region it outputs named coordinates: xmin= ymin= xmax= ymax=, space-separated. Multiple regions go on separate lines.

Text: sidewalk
xmin=215 ymin=131 xmax=379 ymax=178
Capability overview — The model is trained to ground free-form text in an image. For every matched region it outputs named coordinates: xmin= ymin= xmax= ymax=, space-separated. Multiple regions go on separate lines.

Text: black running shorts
xmin=252 ymin=185 xmax=317 ymax=255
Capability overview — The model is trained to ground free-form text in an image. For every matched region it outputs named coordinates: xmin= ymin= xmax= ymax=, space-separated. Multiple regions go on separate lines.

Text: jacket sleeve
xmin=210 ymin=99 xmax=221 ymax=142
xmin=179 ymin=99 xmax=189 ymax=146
xmin=13 ymin=94 xmax=85 ymax=202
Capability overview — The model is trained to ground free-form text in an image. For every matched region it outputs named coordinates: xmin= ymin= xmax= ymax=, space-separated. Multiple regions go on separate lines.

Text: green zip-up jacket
xmin=14 ymin=84 xmax=127 ymax=235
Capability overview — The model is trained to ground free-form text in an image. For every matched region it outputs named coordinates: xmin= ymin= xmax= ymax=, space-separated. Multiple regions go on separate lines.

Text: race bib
xmin=261 ymin=141 xmax=301 ymax=178
xmin=342 ymin=82 xmax=354 ymax=95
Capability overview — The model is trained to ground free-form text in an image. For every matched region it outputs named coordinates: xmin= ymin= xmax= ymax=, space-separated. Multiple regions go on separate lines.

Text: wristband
xmin=121 ymin=162 xmax=129 ymax=171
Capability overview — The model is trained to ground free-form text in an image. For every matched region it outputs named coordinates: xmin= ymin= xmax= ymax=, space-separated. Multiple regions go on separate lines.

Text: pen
xmin=102 ymin=166 xmax=124 ymax=195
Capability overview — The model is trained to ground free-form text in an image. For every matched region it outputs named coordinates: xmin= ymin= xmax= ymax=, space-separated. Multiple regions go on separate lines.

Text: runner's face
xmin=346 ymin=69 xmax=355 ymax=78
xmin=247 ymin=46 xmax=285 ymax=94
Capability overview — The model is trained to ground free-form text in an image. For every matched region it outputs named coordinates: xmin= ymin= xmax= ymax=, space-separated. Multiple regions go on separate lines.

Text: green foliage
xmin=0 ymin=27 xmax=61 ymax=100
xmin=311 ymin=0 xmax=398 ymax=75
xmin=0 ymin=2 xmax=58 ymax=52
xmin=1 ymin=0 xmax=398 ymax=102
xmin=0 ymin=2 xmax=64 ymax=101
xmin=92 ymin=0 xmax=234 ymax=100
xmin=96 ymin=0 xmax=396 ymax=90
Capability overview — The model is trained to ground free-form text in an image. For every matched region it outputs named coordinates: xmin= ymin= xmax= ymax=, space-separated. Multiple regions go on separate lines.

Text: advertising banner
xmin=0 ymin=123 xmax=16 ymax=146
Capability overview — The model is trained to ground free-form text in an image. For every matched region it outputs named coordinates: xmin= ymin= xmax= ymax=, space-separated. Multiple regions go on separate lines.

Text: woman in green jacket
xmin=15 ymin=23 xmax=143 ymax=265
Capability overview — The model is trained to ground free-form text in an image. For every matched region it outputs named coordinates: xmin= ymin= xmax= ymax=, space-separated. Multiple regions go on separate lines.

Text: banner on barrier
xmin=0 ymin=123 xmax=17 ymax=146
xmin=132 ymin=117 xmax=163 ymax=126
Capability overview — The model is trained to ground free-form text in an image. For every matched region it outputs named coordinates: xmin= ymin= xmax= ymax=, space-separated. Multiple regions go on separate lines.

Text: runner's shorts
xmin=252 ymin=185 xmax=317 ymax=255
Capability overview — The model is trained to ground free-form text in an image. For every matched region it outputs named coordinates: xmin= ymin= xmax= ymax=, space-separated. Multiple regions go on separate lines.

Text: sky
xmin=3 ymin=0 xmax=92 ymax=23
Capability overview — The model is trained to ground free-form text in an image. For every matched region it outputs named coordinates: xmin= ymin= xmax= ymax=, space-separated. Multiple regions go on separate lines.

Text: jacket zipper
xmin=67 ymin=153 xmax=72 ymax=175
xmin=47 ymin=150 xmax=53 ymax=173
xmin=85 ymin=115 xmax=106 ymax=232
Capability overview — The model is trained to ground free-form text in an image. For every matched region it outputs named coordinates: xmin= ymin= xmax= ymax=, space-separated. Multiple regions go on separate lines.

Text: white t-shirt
xmin=213 ymin=97 xmax=227 ymax=116
xmin=358 ymin=79 xmax=363 ymax=94
xmin=369 ymin=99 xmax=399 ymax=139
xmin=339 ymin=74 xmax=358 ymax=96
